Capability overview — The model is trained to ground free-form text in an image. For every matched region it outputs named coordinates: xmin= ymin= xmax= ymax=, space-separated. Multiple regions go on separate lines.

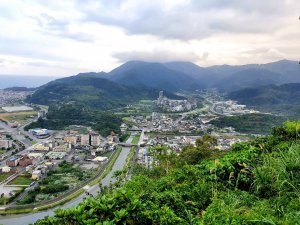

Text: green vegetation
xmin=26 ymin=76 xmax=158 ymax=110
xmin=119 ymin=132 xmax=130 ymax=142
xmin=0 ymin=111 xmax=37 ymax=124
xmin=229 ymin=83 xmax=300 ymax=119
xmin=34 ymin=121 xmax=300 ymax=224
xmin=0 ymin=173 xmax=12 ymax=182
xmin=0 ymin=188 xmax=24 ymax=205
xmin=8 ymin=174 xmax=32 ymax=185
xmin=210 ymin=113 xmax=285 ymax=134
xmin=131 ymin=134 xmax=141 ymax=145
xmin=25 ymin=103 xmax=122 ymax=137
xmin=19 ymin=161 xmax=93 ymax=204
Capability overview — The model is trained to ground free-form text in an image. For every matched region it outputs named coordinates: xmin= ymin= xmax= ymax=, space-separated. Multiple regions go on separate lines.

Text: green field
xmin=0 ymin=173 xmax=13 ymax=182
xmin=131 ymin=134 xmax=141 ymax=145
xmin=0 ymin=111 xmax=37 ymax=124
xmin=8 ymin=174 xmax=32 ymax=185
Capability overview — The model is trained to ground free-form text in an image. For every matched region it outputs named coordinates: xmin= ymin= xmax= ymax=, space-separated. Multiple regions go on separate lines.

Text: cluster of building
xmin=126 ymin=115 xmax=150 ymax=128
xmin=151 ymin=112 xmax=213 ymax=134
xmin=0 ymin=134 xmax=13 ymax=149
xmin=2 ymin=152 xmax=53 ymax=180
xmin=213 ymin=100 xmax=259 ymax=115
xmin=157 ymin=91 xmax=197 ymax=112
xmin=0 ymin=90 xmax=33 ymax=107
xmin=215 ymin=136 xmax=244 ymax=150
xmin=0 ymin=127 xmax=120 ymax=182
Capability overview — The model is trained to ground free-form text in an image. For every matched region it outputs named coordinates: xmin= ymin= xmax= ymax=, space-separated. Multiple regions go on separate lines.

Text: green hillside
xmin=35 ymin=121 xmax=300 ymax=224
xmin=210 ymin=113 xmax=285 ymax=134
xmin=26 ymin=76 xmax=159 ymax=110
xmin=25 ymin=103 xmax=122 ymax=136
xmin=229 ymin=83 xmax=300 ymax=118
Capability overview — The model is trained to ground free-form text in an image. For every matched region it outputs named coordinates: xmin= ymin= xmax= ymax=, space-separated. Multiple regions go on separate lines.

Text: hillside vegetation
xmin=25 ymin=103 xmax=122 ymax=136
xmin=229 ymin=83 xmax=300 ymax=118
xmin=26 ymin=76 xmax=159 ymax=110
xmin=35 ymin=121 xmax=300 ymax=224
xmin=210 ymin=113 xmax=285 ymax=134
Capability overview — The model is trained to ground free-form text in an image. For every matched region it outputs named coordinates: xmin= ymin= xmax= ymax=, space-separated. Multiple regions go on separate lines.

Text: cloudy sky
xmin=0 ymin=0 xmax=299 ymax=76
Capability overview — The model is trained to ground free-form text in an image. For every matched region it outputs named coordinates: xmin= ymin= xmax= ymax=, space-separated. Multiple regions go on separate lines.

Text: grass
xmin=98 ymin=151 xmax=113 ymax=158
xmin=0 ymin=111 xmax=37 ymax=123
xmin=0 ymin=173 xmax=13 ymax=182
xmin=131 ymin=134 xmax=141 ymax=145
xmin=8 ymin=174 xmax=32 ymax=185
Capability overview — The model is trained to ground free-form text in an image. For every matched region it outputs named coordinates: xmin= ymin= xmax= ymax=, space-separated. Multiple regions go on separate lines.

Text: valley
xmin=0 ymin=59 xmax=299 ymax=225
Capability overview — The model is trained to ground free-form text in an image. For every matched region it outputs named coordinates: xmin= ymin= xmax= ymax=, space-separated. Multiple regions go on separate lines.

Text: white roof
xmin=32 ymin=170 xmax=41 ymax=174
xmin=2 ymin=106 xmax=33 ymax=112
xmin=92 ymin=156 xmax=108 ymax=162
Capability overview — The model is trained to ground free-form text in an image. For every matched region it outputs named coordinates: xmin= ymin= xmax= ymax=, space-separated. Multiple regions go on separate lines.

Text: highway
xmin=0 ymin=140 xmax=132 ymax=225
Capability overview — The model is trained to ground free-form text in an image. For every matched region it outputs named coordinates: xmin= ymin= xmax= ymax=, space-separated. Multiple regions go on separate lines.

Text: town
xmin=0 ymin=89 xmax=256 ymax=208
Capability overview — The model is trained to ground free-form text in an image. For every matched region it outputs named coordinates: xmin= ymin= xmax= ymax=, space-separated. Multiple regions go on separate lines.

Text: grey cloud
xmin=113 ymin=49 xmax=201 ymax=63
xmin=32 ymin=13 xmax=94 ymax=42
xmin=78 ymin=0 xmax=299 ymax=40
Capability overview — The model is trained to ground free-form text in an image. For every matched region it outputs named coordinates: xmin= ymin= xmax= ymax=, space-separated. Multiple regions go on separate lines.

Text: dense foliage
xmin=210 ymin=113 xmax=285 ymax=134
xmin=229 ymin=83 xmax=300 ymax=118
xmin=26 ymin=76 xmax=159 ymax=110
xmin=25 ymin=103 xmax=122 ymax=136
xmin=34 ymin=121 xmax=300 ymax=224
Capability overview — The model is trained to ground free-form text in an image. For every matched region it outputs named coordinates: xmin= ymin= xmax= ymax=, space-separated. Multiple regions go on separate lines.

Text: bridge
xmin=118 ymin=142 xmax=138 ymax=147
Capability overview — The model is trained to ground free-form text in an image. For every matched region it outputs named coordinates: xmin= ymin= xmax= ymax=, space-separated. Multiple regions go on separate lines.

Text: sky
xmin=0 ymin=0 xmax=299 ymax=76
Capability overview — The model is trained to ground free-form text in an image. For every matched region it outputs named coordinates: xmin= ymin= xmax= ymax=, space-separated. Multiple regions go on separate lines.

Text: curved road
xmin=0 ymin=146 xmax=131 ymax=225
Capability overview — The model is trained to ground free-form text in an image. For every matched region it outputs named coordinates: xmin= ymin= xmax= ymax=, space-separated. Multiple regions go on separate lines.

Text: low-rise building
xmin=120 ymin=123 xmax=128 ymax=133
xmin=52 ymin=143 xmax=71 ymax=152
xmin=18 ymin=155 xmax=32 ymax=167
xmin=92 ymin=156 xmax=108 ymax=163
xmin=46 ymin=151 xmax=66 ymax=160
xmin=0 ymin=166 xmax=11 ymax=173
xmin=30 ymin=128 xmax=49 ymax=138
xmin=6 ymin=155 xmax=21 ymax=167
xmin=32 ymin=170 xmax=42 ymax=180
xmin=107 ymin=132 xmax=118 ymax=143
xmin=34 ymin=143 xmax=50 ymax=151
xmin=64 ymin=135 xmax=78 ymax=145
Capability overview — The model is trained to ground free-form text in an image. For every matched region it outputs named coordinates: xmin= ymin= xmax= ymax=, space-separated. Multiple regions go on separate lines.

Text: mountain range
xmin=75 ymin=59 xmax=299 ymax=91
xmin=27 ymin=59 xmax=299 ymax=109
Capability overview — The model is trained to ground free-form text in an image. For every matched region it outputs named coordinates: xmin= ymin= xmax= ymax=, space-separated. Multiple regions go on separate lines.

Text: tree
xmin=180 ymin=135 xmax=217 ymax=165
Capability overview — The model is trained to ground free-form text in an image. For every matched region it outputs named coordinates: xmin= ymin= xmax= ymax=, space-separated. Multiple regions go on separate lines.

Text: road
xmin=0 ymin=121 xmax=31 ymax=149
xmin=0 ymin=145 xmax=132 ymax=225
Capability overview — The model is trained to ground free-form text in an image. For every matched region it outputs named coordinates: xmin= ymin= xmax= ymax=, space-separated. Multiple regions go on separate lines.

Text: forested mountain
xmin=26 ymin=76 xmax=160 ymax=110
xmin=28 ymin=60 xmax=299 ymax=107
xmin=109 ymin=61 xmax=203 ymax=92
xmin=229 ymin=83 xmax=300 ymax=106
xmin=215 ymin=68 xmax=282 ymax=90
xmin=106 ymin=59 xmax=298 ymax=91
xmin=163 ymin=59 xmax=299 ymax=90
xmin=229 ymin=83 xmax=300 ymax=118
xmin=27 ymin=59 xmax=299 ymax=111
